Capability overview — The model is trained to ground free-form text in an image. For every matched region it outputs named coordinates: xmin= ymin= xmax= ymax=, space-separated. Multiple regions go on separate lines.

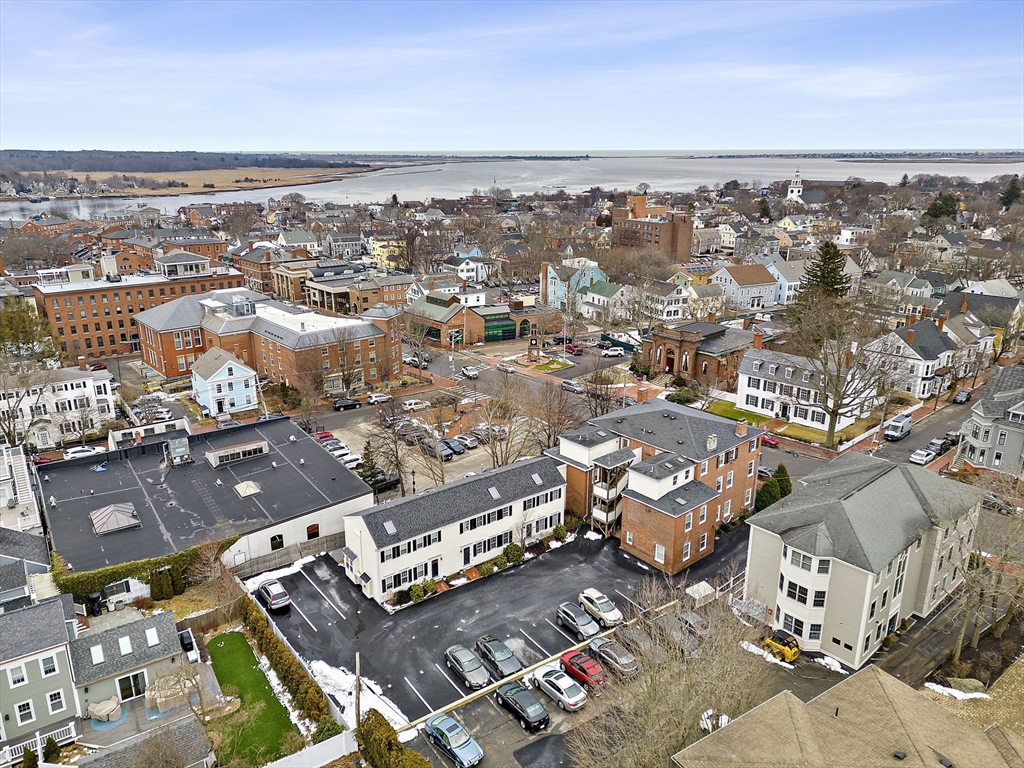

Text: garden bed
xmin=930 ymin=615 xmax=1023 ymax=693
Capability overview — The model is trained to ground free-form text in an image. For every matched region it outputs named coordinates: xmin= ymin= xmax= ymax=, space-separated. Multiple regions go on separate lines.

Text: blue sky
xmin=1 ymin=0 xmax=1021 ymax=151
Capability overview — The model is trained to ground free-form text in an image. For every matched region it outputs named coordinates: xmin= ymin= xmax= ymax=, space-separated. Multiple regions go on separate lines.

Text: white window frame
xmin=625 ymin=531 xmax=633 ymax=545
xmin=700 ymin=532 xmax=708 ymax=551
xmin=47 ymin=688 xmax=66 ymax=715
xmin=654 ymin=544 xmax=666 ymax=564
xmin=8 ymin=664 xmax=27 ymax=688
xmin=39 ymin=654 xmax=58 ymax=678
xmin=16 ymin=698 xmax=35 ymax=725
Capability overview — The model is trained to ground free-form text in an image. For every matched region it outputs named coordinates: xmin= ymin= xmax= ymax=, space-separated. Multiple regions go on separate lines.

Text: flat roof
xmin=43 ymin=418 xmax=370 ymax=572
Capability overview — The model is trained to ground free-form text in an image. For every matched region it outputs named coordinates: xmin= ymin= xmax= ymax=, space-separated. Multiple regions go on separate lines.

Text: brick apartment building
xmin=546 ymin=400 xmax=764 ymax=574
xmin=134 ymin=288 xmax=401 ymax=393
xmin=162 ymin=237 xmax=228 ymax=262
xmin=32 ymin=254 xmax=244 ymax=359
xmin=611 ymin=195 xmax=694 ymax=262
xmin=305 ymin=274 xmax=415 ymax=315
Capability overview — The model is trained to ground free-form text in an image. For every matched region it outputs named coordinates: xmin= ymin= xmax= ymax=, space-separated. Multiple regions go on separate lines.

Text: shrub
xmin=899 ymin=618 xmax=910 ymax=633
xmin=422 ymin=578 xmax=437 ymax=595
xmin=566 ymin=515 xmax=584 ymax=532
xmin=313 ymin=715 xmax=345 ymax=743
xmin=356 ymin=709 xmax=402 ymax=768
xmin=170 ymin=563 xmax=185 ymax=595
xmin=409 ymin=584 xmax=425 ymax=603
xmin=671 ymin=375 xmax=687 ymax=388
xmin=553 ymin=524 xmax=568 ymax=542
xmin=493 ymin=555 xmax=508 ymax=570
xmin=949 ymin=659 xmax=972 ymax=678
xmin=1001 ymin=639 xmax=1018 ymax=660
xmin=394 ymin=588 xmax=412 ymax=605
xmin=881 ymin=634 xmax=897 ymax=650
xmin=43 ymin=737 xmax=60 ymax=763
xmin=159 ymin=568 xmax=174 ymax=601
xmin=666 ymin=388 xmax=697 ymax=406
xmin=755 ymin=478 xmax=781 ymax=511
xmin=21 ymin=748 xmax=37 ymax=768
xmin=503 ymin=543 xmax=525 ymax=566
xmin=772 ymin=464 xmax=793 ymax=497
xmin=479 ymin=562 xmax=494 ymax=577
xmin=130 ymin=596 xmax=156 ymax=611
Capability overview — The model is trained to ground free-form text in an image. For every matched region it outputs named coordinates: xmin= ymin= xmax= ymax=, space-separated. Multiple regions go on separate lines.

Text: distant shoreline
xmin=669 ymin=151 xmax=1022 ymax=165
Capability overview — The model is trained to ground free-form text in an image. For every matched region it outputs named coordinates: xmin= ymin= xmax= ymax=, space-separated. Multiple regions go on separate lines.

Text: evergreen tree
xmin=43 ymin=737 xmax=60 ymax=763
xmin=898 ymin=173 xmax=909 ymax=187
xmin=772 ymin=464 xmax=793 ymax=497
xmin=801 ymin=241 xmax=850 ymax=298
xmin=148 ymin=569 xmax=163 ymax=600
xmin=758 ymin=198 xmax=772 ymax=221
xmin=170 ymin=562 xmax=185 ymax=595
xmin=356 ymin=439 xmax=380 ymax=488
xmin=923 ymin=191 xmax=960 ymax=220
xmin=999 ymin=175 xmax=1021 ymax=209
xmin=755 ymin=478 xmax=781 ymax=511
xmin=21 ymin=746 xmax=37 ymax=768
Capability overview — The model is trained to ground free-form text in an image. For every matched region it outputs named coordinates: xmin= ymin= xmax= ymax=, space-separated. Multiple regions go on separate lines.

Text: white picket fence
xmin=1 ymin=721 xmax=77 ymax=764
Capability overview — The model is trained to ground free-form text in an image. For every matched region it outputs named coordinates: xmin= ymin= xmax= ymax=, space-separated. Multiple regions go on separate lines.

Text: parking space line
xmin=519 ymin=628 xmax=550 ymax=657
xmin=434 ymin=663 xmax=467 ymax=696
xmin=299 ymin=568 xmax=347 ymax=620
xmin=616 ymin=588 xmax=645 ymax=613
xmin=544 ymin=618 xmax=578 ymax=644
xmin=291 ymin=601 xmax=318 ymax=632
xmin=404 ymin=677 xmax=433 ymax=712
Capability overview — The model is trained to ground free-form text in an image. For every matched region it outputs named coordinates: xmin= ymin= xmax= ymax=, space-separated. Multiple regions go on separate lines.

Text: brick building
xmin=641 ymin=320 xmax=763 ymax=387
xmin=161 ymin=237 xmax=228 ymax=262
xmin=305 ymin=274 xmax=415 ymax=315
xmin=546 ymin=400 xmax=764 ymax=573
xmin=32 ymin=255 xmax=244 ymax=359
xmin=611 ymin=195 xmax=693 ymax=262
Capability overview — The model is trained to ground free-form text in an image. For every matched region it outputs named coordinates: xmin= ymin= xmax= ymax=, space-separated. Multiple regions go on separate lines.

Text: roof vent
xmin=531 ymin=473 xmax=543 ymax=485
xmin=707 ymin=434 xmax=718 ymax=452
xmin=488 ymin=487 xmax=501 ymax=500
xmin=893 ymin=753 xmax=906 ymax=761
xmin=597 ymin=430 xmax=607 ymax=436
xmin=383 ymin=520 xmax=397 ymax=535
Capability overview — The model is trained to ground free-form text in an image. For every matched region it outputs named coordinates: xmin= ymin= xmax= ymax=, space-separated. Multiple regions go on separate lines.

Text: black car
xmin=595 ymin=340 xmax=613 ymax=350
xmin=475 ymin=635 xmax=523 ymax=680
xmin=441 ymin=438 xmax=466 ymax=456
xmin=494 ymin=682 xmax=549 ymax=731
xmin=333 ymin=398 xmax=362 ymax=411
xmin=420 ymin=439 xmax=454 ymax=461
xmin=553 ymin=335 xmax=573 ymax=345
xmin=444 ymin=644 xmax=490 ymax=689
xmin=367 ymin=469 xmax=401 ymax=492
xmin=952 ymin=390 xmax=972 ymax=404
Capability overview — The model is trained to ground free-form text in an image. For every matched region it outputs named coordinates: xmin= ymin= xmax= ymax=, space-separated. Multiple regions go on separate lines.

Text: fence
xmin=231 ymin=531 xmax=346 ymax=579
xmin=1 ymin=721 xmax=77 ymax=764
xmin=175 ymin=595 xmax=244 ymax=635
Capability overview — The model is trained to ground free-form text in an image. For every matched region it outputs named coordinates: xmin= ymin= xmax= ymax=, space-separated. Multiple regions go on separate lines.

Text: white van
xmin=884 ymin=414 xmax=912 ymax=441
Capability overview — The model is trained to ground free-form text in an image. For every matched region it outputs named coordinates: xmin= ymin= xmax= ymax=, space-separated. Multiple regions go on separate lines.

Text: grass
xmin=774 ymin=423 xmax=830 ymax=444
xmin=707 ymin=400 xmax=771 ymax=427
xmin=208 ymin=632 xmax=299 ymax=766
xmin=162 ymin=574 xmax=243 ymax=621
xmin=535 ymin=359 xmax=573 ymax=372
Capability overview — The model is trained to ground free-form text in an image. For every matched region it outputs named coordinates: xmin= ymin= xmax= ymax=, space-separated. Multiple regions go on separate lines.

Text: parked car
xmin=87 ymin=362 xmax=107 ymax=371
xmin=496 ymin=362 xmax=516 ymax=374
xmin=536 ymin=669 xmax=588 ymax=711
xmin=595 ymin=340 xmax=613 ymax=350
xmin=927 ymin=437 xmax=953 ymax=454
xmin=909 ymin=448 xmax=937 ymax=466
xmin=556 ymin=601 xmax=601 ymax=640
xmin=329 ymin=446 xmax=353 ymax=460
xmin=982 ymin=492 xmax=1017 ymax=515
xmin=761 ymin=434 xmax=780 ymax=448
xmin=312 ymin=431 xmax=335 ymax=442
xmin=461 ymin=366 xmax=480 ymax=379
xmin=441 ymin=438 xmax=466 ymax=455
xmin=256 ymin=579 xmax=291 ymax=611
xmin=588 ymin=637 xmax=638 ymax=677
xmin=952 ymin=390 xmax=972 ymax=404
xmin=651 ymin=613 xmax=700 ymax=658
xmin=884 ymin=414 xmax=912 ymax=441
xmin=679 ymin=610 xmax=710 ymax=638
xmin=341 ymin=454 xmax=363 ymax=469
xmin=444 ymin=645 xmax=490 ymax=690
xmin=453 ymin=433 xmax=479 ymax=449
xmin=494 ymin=682 xmax=549 ymax=731
xmin=423 ymin=713 xmax=484 ymax=768
xmin=565 ymin=344 xmax=584 ymax=356
xmin=559 ymin=650 xmax=607 ymax=689
xmin=367 ymin=393 xmax=394 ymax=405
xmin=757 ymin=466 xmax=774 ymax=480
xmin=32 ymin=455 xmax=54 ymax=466
xmin=561 ymin=379 xmax=586 ymax=395
xmin=63 ymin=446 xmax=105 ymax=460
xmin=601 ymin=346 xmax=625 ymax=358
xmin=944 ymin=430 xmax=962 ymax=445
xmin=333 ymin=398 xmax=361 ymax=411
xmin=577 ymin=588 xmax=623 ymax=627
xmin=403 ymin=355 xmax=429 ymax=369
xmin=154 ymin=408 xmax=174 ymax=421
xmin=616 ymin=395 xmax=637 ymax=408
xmin=216 ymin=420 xmax=243 ymax=429
xmin=475 ymin=635 xmax=523 ymax=680
xmin=402 ymin=399 xmax=431 ymax=412
xmin=256 ymin=413 xmax=283 ymax=422
xmin=553 ymin=335 xmax=573 ymax=345
xmin=421 ymin=440 xmax=454 ymax=462
xmin=366 ymin=469 xmax=401 ymax=492
xmin=467 ymin=427 xmax=490 ymax=444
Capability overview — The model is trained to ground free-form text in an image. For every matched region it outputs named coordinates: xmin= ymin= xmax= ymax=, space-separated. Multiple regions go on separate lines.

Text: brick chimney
xmin=753 ymin=329 xmax=763 ymax=349
xmin=707 ymin=312 xmax=717 ymax=324
xmin=735 ymin=419 xmax=748 ymax=437
xmin=938 ymin=309 xmax=950 ymax=332
xmin=461 ymin=278 xmax=467 ymax=292
xmin=78 ymin=356 xmax=87 ymax=370
xmin=905 ymin=311 xmax=915 ymax=327
xmin=906 ymin=328 xmax=915 ymax=346
xmin=961 ymin=293 xmax=968 ymax=314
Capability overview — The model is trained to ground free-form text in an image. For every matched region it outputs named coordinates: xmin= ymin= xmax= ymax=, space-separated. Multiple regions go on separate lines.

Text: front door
xmin=780 ymin=403 xmax=790 ymax=420
xmin=463 ymin=547 xmax=471 ymax=567
xmin=118 ymin=672 xmax=146 ymax=701
xmin=216 ymin=399 xmax=225 ymax=414
xmin=431 ymin=558 xmax=440 ymax=579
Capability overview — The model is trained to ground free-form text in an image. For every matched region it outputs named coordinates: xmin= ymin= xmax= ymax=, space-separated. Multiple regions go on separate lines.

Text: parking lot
xmin=257 ymin=527 xmax=751 ymax=766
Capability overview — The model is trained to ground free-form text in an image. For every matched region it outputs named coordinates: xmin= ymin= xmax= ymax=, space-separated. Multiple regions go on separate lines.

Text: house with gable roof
xmin=190 ymin=347 xmax=258 ymax=417
xmin=710 ymin=265 xmax=777 ymax=310
xmin=956 ymin=362 xmax=1024 ymax=479
xmin=865 ymin=319 xmax=957 ymax=400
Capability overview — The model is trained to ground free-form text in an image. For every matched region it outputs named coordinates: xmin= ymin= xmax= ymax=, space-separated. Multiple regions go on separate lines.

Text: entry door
xmin=431 ymin=558 xmax=440 ymax=578
xmin=216 ymin=399 xmax=225 ymax=414
xmin=780 ymin=404 xmax=789 ymax=420
xmin=463 ymin=547 xmax=471 ymax=567
xmin=118 ymin=672 xmax=146 ymax=701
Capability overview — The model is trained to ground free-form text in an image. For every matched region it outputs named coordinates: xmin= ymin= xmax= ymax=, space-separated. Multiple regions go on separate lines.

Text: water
xmin=3 ymin=151 xmax=1022 ymax=219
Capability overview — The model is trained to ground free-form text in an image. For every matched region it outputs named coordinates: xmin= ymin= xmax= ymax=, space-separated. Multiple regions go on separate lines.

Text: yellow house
xmin=371 ymin=238 xmax=407 ymax=268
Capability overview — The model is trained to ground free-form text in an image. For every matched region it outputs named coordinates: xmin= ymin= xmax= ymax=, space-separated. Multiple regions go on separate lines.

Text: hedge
xmin=355 ymin=709 xmax=431 ymax=768
xmin=503 ymin=543 xmax=524 ymax=566
xmin=240 ymin=595 xmax=330 ymax=724
xmin=43 ymin=737 xmax=60 ymax=763
xmin=51 ymin=536 xmax=240 ymax=602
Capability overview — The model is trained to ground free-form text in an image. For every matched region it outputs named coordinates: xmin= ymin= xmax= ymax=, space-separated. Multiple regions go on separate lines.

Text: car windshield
xmin=445 ymin=723 xmax=470 ymax=747
xmin=457 ymin=651 xmax=481 ymax=671
xmin=594 ymin=595 xmax=615 ymax=612
xmin=491 ymin=645 xmax=513 ymax=661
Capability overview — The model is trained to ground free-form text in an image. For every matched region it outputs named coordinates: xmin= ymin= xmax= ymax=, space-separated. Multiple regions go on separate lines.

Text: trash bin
xmin=88 ymin=591 xmax=104 ymax=617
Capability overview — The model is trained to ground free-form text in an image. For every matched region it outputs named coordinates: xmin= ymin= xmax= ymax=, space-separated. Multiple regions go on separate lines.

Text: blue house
xmin=542 ymin=258 xmax=608 ymax=311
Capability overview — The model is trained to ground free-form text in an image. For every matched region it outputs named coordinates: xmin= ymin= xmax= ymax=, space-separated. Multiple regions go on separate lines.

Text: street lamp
xmin=411 ymin=469 xmax=416 ymax=495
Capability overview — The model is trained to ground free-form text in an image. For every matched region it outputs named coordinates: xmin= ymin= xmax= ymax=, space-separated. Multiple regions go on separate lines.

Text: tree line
xmin=0 ymin=150 xmax=370 ymax=174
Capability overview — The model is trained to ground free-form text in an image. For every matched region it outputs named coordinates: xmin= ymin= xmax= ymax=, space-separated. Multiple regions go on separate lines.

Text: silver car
xmin=454 ymin=433 xmax=479 ymax=449
xmin=556 ymin=602 xmax=600 ymax=640
xmin=536 ymin=669 xmax=588 ymax=712
xmin=589 ymin=637 xmax=639 ymax=677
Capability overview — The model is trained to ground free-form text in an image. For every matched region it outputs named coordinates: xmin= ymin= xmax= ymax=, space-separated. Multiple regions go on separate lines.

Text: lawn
xmin=707 ymin=400 xmax=771 ymax=427
xmin=535 ymin=359 xmax=573 ymax=372
xmin=208 ymin=632 xmax=299 ymax=766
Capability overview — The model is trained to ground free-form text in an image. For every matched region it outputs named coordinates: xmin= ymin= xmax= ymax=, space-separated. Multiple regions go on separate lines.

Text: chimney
xmin=960 ymin=293 xmax=968 ymax=314
xmin=300 ymin=322 xmax=305 ymax=331
xmin=462 ymin=278 xmax=467 ymax=292
xmin=78 ymin=355 xmax=87 ymax=371
xmin=706 ymin=434 xmax=718 ymax=452
xmin=735 ymin=419 xmax=748 ymax=437
xmin=938 ymin=309 xmax=949 ymax=332
xmin=753 ymin=329 xmax=764 ymax=349
xmin=906 ymin=328 xmax=915 ymax=346
xmin=707 ymin=312 xmax=717 ymax=325
xmin=247 ymin=240 xmax=254 ymax=251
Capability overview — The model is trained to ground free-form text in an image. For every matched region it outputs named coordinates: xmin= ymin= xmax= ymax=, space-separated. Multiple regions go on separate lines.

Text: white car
xmin=63 ymin=446 xmax=104 ymax=460
xmin=154 ymin=408 xmax=174 ymax=421
xmin=342 ymin=454 xmax=363 ymax=469
xmin=461 ymin=366 xmax=480 ymax=379
xmin=366 ymin=393 xmax=393 ymax=405
xmin=909 ymin=448 xmax=937 ymax=466
xmin=578 ymin=588 xmax=623 ymax=627
xmin=497 ymin=362 xmax=516 ymax=374
xmin=329 ymin=445 xmax=352 ymax=459
xmin=601 ymin=347 xmax=625 ymax=358
xmin=403 ymin=399 xmax=431 ymax=412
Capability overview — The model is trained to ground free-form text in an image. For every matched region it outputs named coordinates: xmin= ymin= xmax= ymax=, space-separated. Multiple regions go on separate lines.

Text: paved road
xmin=871 ymin=399 xmax=973 ymax=465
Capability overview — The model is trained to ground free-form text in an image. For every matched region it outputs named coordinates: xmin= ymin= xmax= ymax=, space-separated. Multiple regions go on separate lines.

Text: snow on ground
xmin=924 ymin=682 xmax=991 ymax=700
xmin=740 ymin=640 xmax=795 ymax=669
xmin=242 ymin=555 xmax=318 ymax=592
xmin=307 ymin=659 xmax=418 ymax=742
xmin=814 ymin=656 xmax=849 ymax=675
xmin=448 ymin=577 xmax=469 ymax=587
xmin=258 ymin=653 xmax=315 ymax=737
xmin=583 ymin=531 xmax=603 ymax=541
xmin=548 ymin=532 xmax=577 ymax=550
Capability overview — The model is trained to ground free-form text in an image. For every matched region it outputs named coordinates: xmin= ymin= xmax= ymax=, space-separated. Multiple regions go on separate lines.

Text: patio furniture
xmin=146 ymin=673 xmax=192 ymax=713
xmin=87 ymin=696 xmax=122 ymax=722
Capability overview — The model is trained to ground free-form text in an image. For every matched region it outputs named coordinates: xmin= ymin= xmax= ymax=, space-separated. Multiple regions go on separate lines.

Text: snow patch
xmin=924 ymin=682 xmax=991 ymax=700
xmin=637 ymin=562 xmax=650 ymax=571
xmin=449 ymin=577 xmax=469 ymax=587
xmin=257 ymin=653 xmax=315 ymax=737
xmin=740 ymin=640 xmax=794 ymax=669
xmin=307 ymin=659 xmax=417 ymax=740
xmin=814 ymin=656 xmax=849 ymax=675
xmin=583 ymin=531 xmax=603 ymax=541
xmin=242 ymin=555 xmax=317 ymax=592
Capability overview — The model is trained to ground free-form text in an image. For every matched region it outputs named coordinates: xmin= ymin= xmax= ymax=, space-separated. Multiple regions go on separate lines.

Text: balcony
xmin=592 ymin=498 xmax=620 ymax=525
xmin=593 ymin=473 xmax=628 ymax=501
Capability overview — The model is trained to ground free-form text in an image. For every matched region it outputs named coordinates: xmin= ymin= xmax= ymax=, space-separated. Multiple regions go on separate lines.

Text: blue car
xmin=424 ymin=713 xmax=483 ymax=767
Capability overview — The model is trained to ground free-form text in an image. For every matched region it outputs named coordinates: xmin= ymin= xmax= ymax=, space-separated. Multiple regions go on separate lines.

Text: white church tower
xmin=786 ymin=169 xmax=804 ymax=203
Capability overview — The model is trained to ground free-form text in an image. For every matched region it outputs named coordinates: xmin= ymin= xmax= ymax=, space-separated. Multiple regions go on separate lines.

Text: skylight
xmin=90 ymin=645 xmax=104 ymax=665
xmin=145 ymin=627 xmax=159 ymax=647
xmin=383 ymin=520 xmax=397 ymax=535
xmin=488 ymin=487 xmax=501 ymax=500
xmin=118 ymin=636 xmax=132 ymax=656
xmin=597 ymin=430 xmax=607 ymax=436
xmin=531 ymin=473 xmax=543 ymax=485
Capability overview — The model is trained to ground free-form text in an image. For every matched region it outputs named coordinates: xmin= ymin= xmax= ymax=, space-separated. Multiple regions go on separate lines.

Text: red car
xmin=312 ymin=431 xmax=335 ymax=443
xmin=565 ymin=344 xmax=584 ymax=356
xmin=87 ymin=362 xmax=107 ymax=371
xmin=32 ymin=456 xmax=54 ymax=466
xmin=761 ymin=434 xmax=779 ymax=448
xmin=560 ymin=650 xmax=607 ymax=690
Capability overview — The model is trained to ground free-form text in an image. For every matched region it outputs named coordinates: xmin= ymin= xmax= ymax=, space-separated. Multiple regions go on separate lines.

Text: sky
xmin=1 ymin=0 xmax=1022 ymax=152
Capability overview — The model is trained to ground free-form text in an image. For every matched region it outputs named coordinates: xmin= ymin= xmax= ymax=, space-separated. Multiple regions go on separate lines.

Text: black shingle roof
xmin=0 ymin=526 xmax=49 ymax=565
xmin=69 ymin=611 xmax=180 ymax=686
xmin=0 ymin=597 xmax=70 ymax=662
xmin=894 ymin=320 xmax=956 ymax=361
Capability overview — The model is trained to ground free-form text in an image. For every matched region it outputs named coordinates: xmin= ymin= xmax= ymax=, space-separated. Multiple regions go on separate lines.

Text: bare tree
xmin=330 ymin=325 xmax=361 ymax=395
xmin=363 ymin=405 xmax=412 ymax=497
xmin=294 ymin=367 xmax=326 ymax=434
xmin=529 ymin=380 xmax=584 ymax=452
xmin=135 ymin=725 xmax=197 ymax=768
xmin=185 ymin=538 xmax=223 ymax=585
xmin=480 ymin=374 xmax=532 ymax=468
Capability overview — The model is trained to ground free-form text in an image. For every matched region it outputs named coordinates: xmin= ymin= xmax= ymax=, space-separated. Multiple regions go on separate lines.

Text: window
xmin=786 ymin=581 xmax=808 ymax=604
xmin=779 ymin=572 xmax=785 ymax=591
xmin=748 ymin=460 xmax=755 ymax=477
xmin=726 ymin=471 xmax=734 ymax=488
xmin=16 ymin=699 xmax=34 ymax=725
xmin=699 ymin=505 xmax=707 ymax=524
xmin=724 ymin=499 xmax=731 ymax=517
xmin=881 ymin=590 xmax=888 ymax=609
xmin=654 ymin=544 xmax=666 ymax=564
xmin=684 ymin=512 xmax=692 ymax=532
xmin=8 ymin=664 xmax=26 ymax=687
xmin=625 ymin=531 xmax=633 ymax=545
xmin=700 ymin=461 xmax=708 ymax=476
xmin=782 ymin=614 xmax=804 ymax=637
xmin=809 ymin=623 xmax=822 ymax=641
xmin=716 ymin=477 xmax=723 ymax=492
xmin=40 ymin=655 xmax=58 ymax=677
xmin=864 ymin=635 xmax=872 ymax=653
xmin=307 ymin=524 xmax=320 ymax=540
xmin=48 ymin=689 xmax=66 ymax=714
xmin=790 ymin=550 xmax=812 ymax=571
xmin=813 ymin=590 xmax=826 ymax=608
xmin=817 ymin=559 xmax=830 ymax=574
xmin=682 ymin=542 xmax=691 ymax=561
xmin=869 ymin=600 xmax=876 ymax=620
xmin=699 ymin=532 xmax=708 ymax=551
xmin=270 ymin=534 xmax=284 ymax=551
xmin=119 ymin=636 xmax=133 ymax=656
xmin=745 ymin=488 xmax=752 ymax=505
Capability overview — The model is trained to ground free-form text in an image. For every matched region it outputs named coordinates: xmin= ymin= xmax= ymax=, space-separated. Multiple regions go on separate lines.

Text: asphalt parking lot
xmin=260 ymin=527 xmax=751 ymax=766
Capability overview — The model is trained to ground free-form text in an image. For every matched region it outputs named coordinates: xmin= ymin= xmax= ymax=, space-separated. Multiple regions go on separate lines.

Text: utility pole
xmin=355 ymin=650 xmax=361 ymax=728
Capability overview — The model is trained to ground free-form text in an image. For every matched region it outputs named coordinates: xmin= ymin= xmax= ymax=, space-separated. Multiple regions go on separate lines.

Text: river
xmin=2 ymin=151 xmax=1022 ymax=219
